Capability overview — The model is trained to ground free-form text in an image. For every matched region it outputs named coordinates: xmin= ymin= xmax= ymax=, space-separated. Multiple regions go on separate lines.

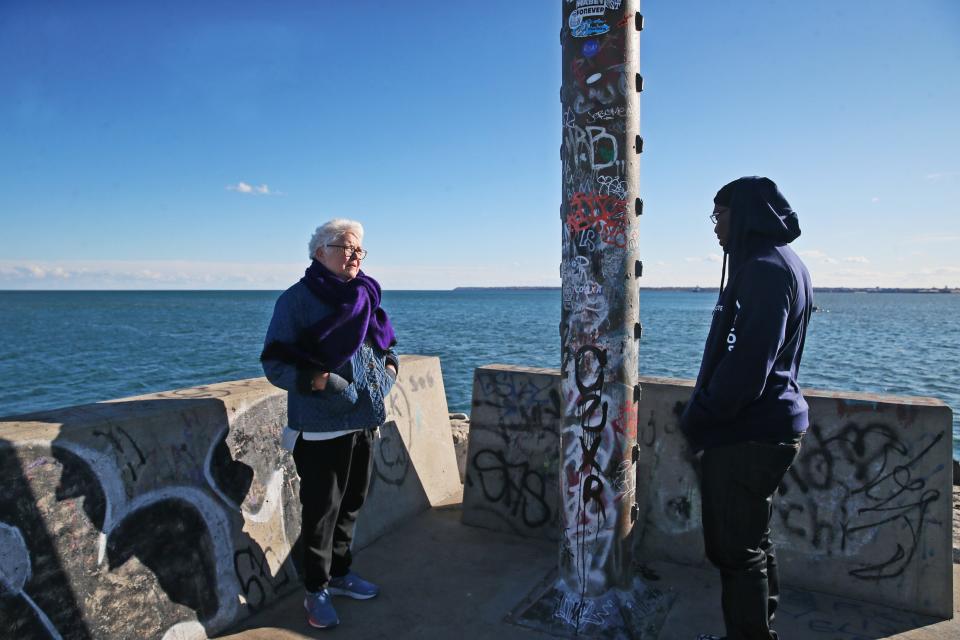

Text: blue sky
xmin=1 ymin=0 xmax=958 ymax=290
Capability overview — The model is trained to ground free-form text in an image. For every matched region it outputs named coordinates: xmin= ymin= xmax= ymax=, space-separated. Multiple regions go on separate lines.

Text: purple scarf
xmin=294 ymin=260 xmax=396 ymax=371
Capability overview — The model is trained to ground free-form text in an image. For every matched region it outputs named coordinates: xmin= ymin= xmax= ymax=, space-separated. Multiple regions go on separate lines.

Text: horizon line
xmin=2 ymin=286 xmax=959 ymax=293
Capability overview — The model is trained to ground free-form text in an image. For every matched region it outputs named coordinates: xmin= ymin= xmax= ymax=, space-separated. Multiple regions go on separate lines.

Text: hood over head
xmin=715 ymin=176 xmax=800 ymax=269
xmin=712 ymin=176 xmax=800 ymax=294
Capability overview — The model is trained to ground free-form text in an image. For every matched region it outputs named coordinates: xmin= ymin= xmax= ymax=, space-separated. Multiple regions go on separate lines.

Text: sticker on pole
xmin=572 ymin=18 xmax=609 ymax=38
xmin=568 ymin=0 xmax=622 ymax=30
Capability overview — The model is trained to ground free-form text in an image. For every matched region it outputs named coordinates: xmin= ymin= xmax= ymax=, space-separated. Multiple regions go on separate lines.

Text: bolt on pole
xmin=559 ymin=0 xmax=643 ymax=601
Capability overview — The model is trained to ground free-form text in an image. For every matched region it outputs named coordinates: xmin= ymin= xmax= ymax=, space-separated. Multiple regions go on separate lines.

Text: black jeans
xmin=700 ymin=439 xmax=801 ymax=640
xmin=293 ymin=429 xmax=374 ymax=592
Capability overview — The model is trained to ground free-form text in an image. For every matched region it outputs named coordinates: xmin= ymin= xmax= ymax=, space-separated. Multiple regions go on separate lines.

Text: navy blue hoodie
xmin=679 ymin=177 xmax=813 ymax=452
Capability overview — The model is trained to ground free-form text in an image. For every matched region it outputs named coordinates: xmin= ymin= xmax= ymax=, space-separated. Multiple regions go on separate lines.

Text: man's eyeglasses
xmin=326 ymin=244 xmax=368 ymax=260
xmin=709 ymin=209 xmax=729 ymax=225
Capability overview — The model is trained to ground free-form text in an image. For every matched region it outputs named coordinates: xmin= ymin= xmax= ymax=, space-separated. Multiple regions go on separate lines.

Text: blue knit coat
xmin=261 ymin=281 xmax=399 ymax=433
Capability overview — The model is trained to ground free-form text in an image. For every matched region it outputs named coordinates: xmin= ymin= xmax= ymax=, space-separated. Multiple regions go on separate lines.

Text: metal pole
xmin=559 ymin=0 xmax=641 ymax=603
xmin=513 ymin=5 xmax=670 ymax=636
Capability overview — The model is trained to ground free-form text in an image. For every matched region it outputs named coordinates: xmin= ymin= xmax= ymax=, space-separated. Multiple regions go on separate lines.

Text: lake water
xmin=1 ymin=289 xmax=957 ymax=459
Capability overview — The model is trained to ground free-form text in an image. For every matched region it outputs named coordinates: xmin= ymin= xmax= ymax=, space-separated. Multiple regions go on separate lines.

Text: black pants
xmin=700 ymin=440 xmax=800 ymax=640
xmin=293 ymin=429 xmax=374 ymax=592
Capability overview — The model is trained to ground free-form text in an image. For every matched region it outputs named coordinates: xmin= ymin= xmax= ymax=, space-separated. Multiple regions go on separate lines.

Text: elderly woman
xmin=261 ymin=218 xmax=398 ymax=630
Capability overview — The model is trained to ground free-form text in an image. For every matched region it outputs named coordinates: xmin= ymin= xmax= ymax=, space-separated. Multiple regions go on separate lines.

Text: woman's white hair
xmin=308 ymin=218 xmax=364 ymax=259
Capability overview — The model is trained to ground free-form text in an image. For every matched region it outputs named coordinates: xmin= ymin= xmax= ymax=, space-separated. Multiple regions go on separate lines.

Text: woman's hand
xmin=386 ymin=363 xmax=397 ymax=378
xmin=310 ymin=371 xmax=330 ymax=391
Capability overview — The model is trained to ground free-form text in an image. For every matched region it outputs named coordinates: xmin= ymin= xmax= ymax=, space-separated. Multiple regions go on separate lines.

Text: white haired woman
xmin=261 ymin=218 xmax=398 ymax=630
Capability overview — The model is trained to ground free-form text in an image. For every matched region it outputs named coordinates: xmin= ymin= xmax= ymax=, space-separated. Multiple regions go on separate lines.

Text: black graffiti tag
xmin=233 ymin=546 xmax=291 ymax=612
xmin=575 ymin=345 xmax=608 ymax=435
xmin=372 ymin=427 xmax=410 ymax=487
xmin=779 ymin=421 xmax=944 ymax=580
xmin=472 ymin=449 xmax=551 ymax=528
xmin=93 ymin=426 xmax=147 ymax=483
xmin=574 ymin=345 xmax=608 ymax=520
xmin=846 ymin=430 xmax=942 ymax=580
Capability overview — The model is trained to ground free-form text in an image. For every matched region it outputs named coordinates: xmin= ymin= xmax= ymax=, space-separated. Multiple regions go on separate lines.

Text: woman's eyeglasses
xmin=326 ymin=244 xmax=368 ymax=260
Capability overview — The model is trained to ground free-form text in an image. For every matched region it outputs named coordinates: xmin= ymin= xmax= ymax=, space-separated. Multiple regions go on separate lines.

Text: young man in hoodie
xmin=680 ymin=177 xmax=813 ymax=640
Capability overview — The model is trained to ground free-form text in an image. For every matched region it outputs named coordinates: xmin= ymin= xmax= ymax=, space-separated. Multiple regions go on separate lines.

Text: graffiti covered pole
xmin=514 ymin=5 xmax=671 ymax=635
xmin=560 ymin=0 xmax=641 ymax=610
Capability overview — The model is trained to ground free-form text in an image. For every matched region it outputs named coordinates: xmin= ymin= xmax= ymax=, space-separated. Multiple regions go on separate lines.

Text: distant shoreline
xmin=2 ymin=287 xmax=958 ymax=294
xmin=453 ymin=286 xmax=960 ymax=294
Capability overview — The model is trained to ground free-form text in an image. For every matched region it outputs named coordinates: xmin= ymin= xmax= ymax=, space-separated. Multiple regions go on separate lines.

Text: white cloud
xmin=905 ymin=265 xmax=960 ymax=278
xmin=5 ymin=254 xmax=958 ymax=291
xmin=0 ymin=260 xmax=304 ymax=290
xmin=803 ymin=261 xmax=960 ymax=288
xmin=924 ymin=171 xmax=960 ymax=182
xmin=684 ymin=254 xmax=722 ymax=263
xmin=842 ymin=256 xmax=870 ymax=264
xmin=870 ymin=197 xmax=880 ymax=203
xmin=798 ymin=249 xmax=838 ymax=264
xmin=910 ymin=233 xmax=960 ymax=244
xmin=371 ymin=262 xmax=558 ymax=290
xmin=226 ymin=181 xmax=280 ymax=195
xmin=0 ymin=259 xmax=560 ymax=291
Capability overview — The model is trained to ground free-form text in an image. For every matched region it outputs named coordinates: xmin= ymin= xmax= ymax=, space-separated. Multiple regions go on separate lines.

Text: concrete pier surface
xmin=2 ymin=358 xmax=954 ymax=638
xmin=221 ymin=503 xmax=960 ymax=640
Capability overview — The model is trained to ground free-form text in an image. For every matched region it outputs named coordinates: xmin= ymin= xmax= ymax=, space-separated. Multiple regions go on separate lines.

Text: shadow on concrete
xmin=216 ymin=419 xmax=433 ymax=638
xmin=0 ymin=437 xmax=95 ymax=639
xmin=0 ymin=396 xmax=299 ymax=638
xmin=775 ymin=585 xmax=947 ymax=639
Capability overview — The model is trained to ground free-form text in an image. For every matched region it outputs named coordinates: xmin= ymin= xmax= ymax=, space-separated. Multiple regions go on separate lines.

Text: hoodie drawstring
xmin=718 ymin=251 xmax=728 ymax=297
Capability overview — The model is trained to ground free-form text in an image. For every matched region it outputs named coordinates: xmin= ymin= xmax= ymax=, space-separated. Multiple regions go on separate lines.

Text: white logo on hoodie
xmin=726 ymin=300 xmax=742 ymax=351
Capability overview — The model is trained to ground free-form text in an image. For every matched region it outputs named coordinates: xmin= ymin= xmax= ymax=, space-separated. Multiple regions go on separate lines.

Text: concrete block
xmin=356 ymin=355 xmax=462 ymax=548
xmin=630 ymin=377 xmax=706 ymax=565
xmin=460 ymin=366 xmax=956 ymax=619
xmin=0 ymin=354 xmax=460 ymax=639
xmin=0 ymin=378 xmax=297 ymax=640
xmin=353 ymin=420 xmax=431 ymax=550
xmin=633 ymin=380 xmax=955 ymax=618
xmin=778 ymin=390 xmax=954 ymax=618
xmin=386 ymin=355 xmax=462 ymax=507
xmin=462 ymin=365 xmax=562 ymax=540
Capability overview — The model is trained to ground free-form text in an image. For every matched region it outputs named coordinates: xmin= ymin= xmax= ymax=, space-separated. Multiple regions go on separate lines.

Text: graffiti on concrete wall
xmin=636 ymin=390 xmax=950 ymax=592
xmin=472 ymin=449 xmax=552 ymax=529
xmin=473 ymin=369 xmax=562 ymax=432
xmin=372 ymin=384 xmax=415 ymax=490
xmin=371 ymin=371 xmax=435 ymax=493
xmin=464 ymin=369 xmax=561 ymax=538
xmin=0 ymin=386 xmax=300 ymax=640
xmin=777 ymin=420 xmax=944 ymax=581
xmin=0 ymin=368 xmax=443 ymax=639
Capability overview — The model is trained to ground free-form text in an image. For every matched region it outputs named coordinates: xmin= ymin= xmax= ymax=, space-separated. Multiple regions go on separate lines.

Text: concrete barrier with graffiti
xmin=462 ymin=365 xmax=562 ymax=540
xmin=0 ymin=355 xmax=461 ymax=640
xmin=462 ymin=365 xmax=954 ymax=618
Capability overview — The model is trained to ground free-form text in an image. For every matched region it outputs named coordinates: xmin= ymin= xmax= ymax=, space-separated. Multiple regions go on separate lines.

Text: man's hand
xmin=311 ymin=372 xmax=330 ymax=391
